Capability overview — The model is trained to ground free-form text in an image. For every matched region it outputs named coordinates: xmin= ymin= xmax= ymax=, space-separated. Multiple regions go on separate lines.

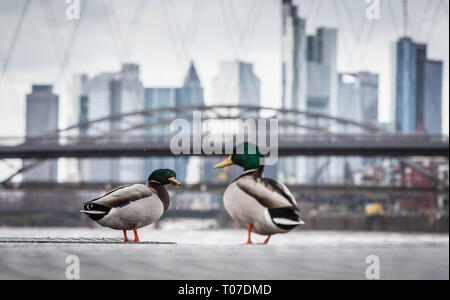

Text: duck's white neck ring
xmin=147 ymin=180 xmax=162 ymax=186
xmin=242 ymin=168 xmax=260 ymax=175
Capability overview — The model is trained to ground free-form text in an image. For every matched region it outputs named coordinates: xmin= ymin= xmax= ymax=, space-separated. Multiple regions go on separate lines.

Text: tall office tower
xmin=144 ymin=63 xmax=204 ymax=184
xmin=356 ymin=71 xmax=380 ymax=170
xmin=394 ymin=38 xmax=416 ymax=133
xmin=176 ymin=63 xmax=204 ymax=183
xmin=210 ymin=60 xmax=262 ymax=182
xmin=62 ymin=74 xmax=88 ymax=182
xmin=358 ymin=72 xmax=379 ymax=126
xmin=211 ymin=61 xmax=260 ymax=107
xmin=116 ymin=64 xmax=145 ymax=183
xmin=306 ymin=27 xmax=338 ymax=184
xmin=337 ymin=74 xmax=363 ymax=129
xmin=281 ymin=0 xmax=307 ymax=111
xmin=23 ymin=85 xmax=59 ymax=182
xmin=423 ymin=60 xmax=443 ymax=133
xmin=210 ymin=60 xmax=260 ymax=138
xmin=415 ymin=44 xmax=427 ymax=132
xmin=79 ymin=64 xmax=144 ymax=183
xmin=144 ymin=87 xmax=177 ymax=177
xmin=280 ymin=0 xmax=307 ymax=184
xmin=332 ymin=74 xmax=358 ymax=184
xmin=177 ymin=63 xmax=204 ymax=106
xmin=394 ymin=37 xmax=443 ymax=134
xmin=336 ymin=72 xmax=379 ymax=126
xmin=332 ymin=73 xmax=380 ymax=183
xmin=306 ymin=28 xmax=338 ymax=116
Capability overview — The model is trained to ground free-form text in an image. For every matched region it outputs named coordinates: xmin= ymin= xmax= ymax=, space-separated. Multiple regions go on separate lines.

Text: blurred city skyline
xmin=0 ymin=0 xmax=449 ymax=138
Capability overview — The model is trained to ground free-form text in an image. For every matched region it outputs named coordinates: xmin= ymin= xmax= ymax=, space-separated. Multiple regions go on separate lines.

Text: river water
xmin=0 ymin=227 xmax=448 ymax=280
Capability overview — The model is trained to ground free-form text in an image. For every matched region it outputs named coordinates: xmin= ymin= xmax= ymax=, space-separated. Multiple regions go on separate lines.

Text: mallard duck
xmin=80 ymin=169 xmax=180 ymax=242
xmin=214 ymin=143 xmax=304 ymax=244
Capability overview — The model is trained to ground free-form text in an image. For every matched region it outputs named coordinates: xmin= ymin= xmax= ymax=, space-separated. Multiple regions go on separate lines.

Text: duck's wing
xmin=236 ymin=176 xmax=299 ymax=210
xmin=84 ymin=184 xmax=153 ymax=208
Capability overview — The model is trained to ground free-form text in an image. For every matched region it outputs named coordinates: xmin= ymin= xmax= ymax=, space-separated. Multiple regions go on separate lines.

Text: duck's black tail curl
xmin=268 ymin=207 xmax=305 ymax=230
xmin=80 ymin=203 xmax=111 ymax=221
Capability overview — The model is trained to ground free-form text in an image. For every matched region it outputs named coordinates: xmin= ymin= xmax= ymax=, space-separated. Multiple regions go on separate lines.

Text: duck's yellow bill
xmin=168 ymin=177 xmax=181 ymax=187
xmin=214 ymin=155 xmax=234 ymax=169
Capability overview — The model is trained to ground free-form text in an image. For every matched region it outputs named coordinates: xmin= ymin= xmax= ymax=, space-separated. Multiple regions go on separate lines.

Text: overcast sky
xmin=0 ymin=0 xmax=449 ymax=138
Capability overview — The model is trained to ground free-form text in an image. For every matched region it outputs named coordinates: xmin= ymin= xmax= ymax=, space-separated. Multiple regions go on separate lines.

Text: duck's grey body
xmin=95 ymin=184 xmax=164 ymax=230
xmin=223 ymin=170 xmax=304 ymax=235
xmin=81 ymin=181 xmax=170 ymax=230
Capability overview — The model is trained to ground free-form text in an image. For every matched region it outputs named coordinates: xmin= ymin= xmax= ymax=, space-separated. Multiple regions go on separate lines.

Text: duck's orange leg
xmin=263 ymin=235 xmax=272 ymax=244
xmin=133 ymin=227 xmax=140 ymax=242
xmin=123 ymin=230 xmax=129 ymax=242
xmin=242 ymin=224 xmax=253 ymax=245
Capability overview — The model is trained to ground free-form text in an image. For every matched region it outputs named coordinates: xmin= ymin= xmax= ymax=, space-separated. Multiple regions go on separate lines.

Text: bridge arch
xmin=1 ymin=105 xmax=446 ymax=185
xmin=35 ymin=105 xmax=384 ymax=138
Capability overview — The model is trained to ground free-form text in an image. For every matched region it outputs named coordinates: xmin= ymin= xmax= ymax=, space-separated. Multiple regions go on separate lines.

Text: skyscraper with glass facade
xmin=176 ymin=63 xmax=204 ymax=183
xmin=144 ymin=87 xmax=177 ymax=177
xmin=77 ymin=64 xmax=145 ymax=183
xmin=144 ymin=62 xmax=204 ymax=183
xmin=305 ymin=27 xmax=338 ymax=184
xmin=23 ymin=85 xmax=59 ymax=182
xmin=332 ymin=72 xmax=379 ymax=183
xmin=209 ymin=60 xmax=263 ymax=182
xmin=394 ymin=37 xmax=442 ymax=134
xmin=281 ymin=0 xmax=339 ymax=184
xmin=280 ymin=0 xmax=307 ymax=184
xmin=423 ymin=60 xmax=443 ymax=133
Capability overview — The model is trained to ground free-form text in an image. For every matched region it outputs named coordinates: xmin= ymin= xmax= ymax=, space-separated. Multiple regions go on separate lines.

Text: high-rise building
xmin=280 ymin=0 xmax=339 ymax=184
xmin=210 ymin=60 xmax=262 ymax=181
xmin=144 ymin=62 xmax=204 ymax=184
xmin=356 ymin=71 xmax=380 ymax=170
xmin=280 ymin=0 xmax=307 ymax=184
xmin=423 ymin=60 xmax=443 ymax=133
xmin=395 ymin=37 xmax=421 ymax=133
xmin=176 ymin=63 xmax=205 ymax=183
xmin=305 ymin=27 xmax=338 ymax=184
xmin=281 ymin=0 xmax=307 ymax=111
xmin=77 ymin=64 xmax=144 ymax=183
xmin=337 ymin=74 xmax=363 ymax=126
xmin=23 ymin=85 xmax=59 ymax=182
xmin=330 ymin=74 xmax=359 ymax=184
xmin=211 ymin=61 xmax=260 ymax=107
xmin=336 ymin=72 xmax=379 ymax=125
xmin=394 ymin=37 xmax=443 ymax=134
xmin=337 ymin=71 xmax=379 ymax=180
xmin=332 ymin=72 xmax=379 ymax=183
xmin=358 ymin=72 xmax=379 ymax=126
xmin=144 ymin=87 xmax=177 ymax=177
xmin=177 ymin=63 xmax=204 ymax=106
xmin=306 ymin=28 xmax=338 ymax=116
xmin=415 ymin=44 xmax=427 ymax=132
xmin=62 ymin=74 xmax=88 ymax=182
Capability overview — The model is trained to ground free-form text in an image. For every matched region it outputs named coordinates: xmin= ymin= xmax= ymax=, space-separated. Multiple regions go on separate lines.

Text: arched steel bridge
xmin=0 ymin=105 xmax=448 ymax=184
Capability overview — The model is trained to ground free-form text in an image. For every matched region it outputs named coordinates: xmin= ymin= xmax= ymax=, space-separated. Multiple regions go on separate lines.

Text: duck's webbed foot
xmin=260 ymin=235 xmax=271 ymax=245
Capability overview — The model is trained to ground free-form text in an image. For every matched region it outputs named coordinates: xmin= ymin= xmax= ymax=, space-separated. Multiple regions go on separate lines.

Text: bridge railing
xmin=0 ymin=133 xmax=448 ymax=147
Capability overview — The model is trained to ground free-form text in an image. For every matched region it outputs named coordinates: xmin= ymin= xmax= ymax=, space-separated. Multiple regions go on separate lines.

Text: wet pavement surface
xmin=0 ymin=228 xmax=448 ymax=280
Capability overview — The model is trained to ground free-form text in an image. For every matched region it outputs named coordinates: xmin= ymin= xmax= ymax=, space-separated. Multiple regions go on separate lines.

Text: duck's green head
xmin=214 ymin=143 xmax=263 ymax=171
xmin=148 ymin=169 xmax=181 ymax=187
